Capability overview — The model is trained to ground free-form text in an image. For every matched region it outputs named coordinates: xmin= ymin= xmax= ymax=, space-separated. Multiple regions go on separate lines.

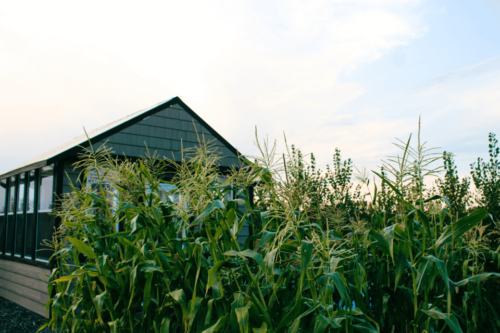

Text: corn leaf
xmin=67 ymin=237 xmax=96 ymax=259
xmin=435 ymin=209 xmax=490 ymax=247
xmin=421 ymin=307 xmax=463 ymax=333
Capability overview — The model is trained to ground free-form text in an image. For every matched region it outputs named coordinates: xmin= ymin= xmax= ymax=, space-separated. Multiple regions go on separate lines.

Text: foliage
xmin=41 ymin=131 xmax=500 ymax=333
xmin=471 ymin=132 xmax=500 ymax=223
xmin=436 ymin=152 xmax=471 ymax=220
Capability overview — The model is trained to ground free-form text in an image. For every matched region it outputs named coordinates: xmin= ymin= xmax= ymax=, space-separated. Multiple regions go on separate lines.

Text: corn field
xmin=41 ymin=129 xmax=500 ymax=333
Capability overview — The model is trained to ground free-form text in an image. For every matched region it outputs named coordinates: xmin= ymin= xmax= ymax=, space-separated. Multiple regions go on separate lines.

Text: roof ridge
xmin=0 ymin=97 xmax=176 ymax=179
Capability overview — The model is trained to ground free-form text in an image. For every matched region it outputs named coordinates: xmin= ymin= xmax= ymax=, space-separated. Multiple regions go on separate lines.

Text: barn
xmin=0 ymin=97 xmax=247 ymax=316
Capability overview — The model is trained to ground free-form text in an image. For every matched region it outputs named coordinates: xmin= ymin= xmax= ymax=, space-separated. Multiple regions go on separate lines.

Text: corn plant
xmin=41 ymin=130 xmax=500 ymax=333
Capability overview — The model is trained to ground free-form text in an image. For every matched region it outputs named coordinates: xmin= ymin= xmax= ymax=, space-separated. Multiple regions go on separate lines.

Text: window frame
xmin=24 ymin=169 xmax=39 ymax=260
xmin=14 ymin=172 xmax=27 ymax=257
xmin=5 ymin=175 xmax=18 ymax=256
xmin=36 ymin=164 xmax=55 ymax=262
xmin=0 ymin=177 xmax=8 ymax=255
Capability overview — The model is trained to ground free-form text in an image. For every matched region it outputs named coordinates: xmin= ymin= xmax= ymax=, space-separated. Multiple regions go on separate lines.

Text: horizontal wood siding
xmin=93 ymin=104 xmax=240 ymax=168
xmin=62 ymin=156 xmax=82 ymax=194
xmin=237 ymin=220 xmax=251 ymax=245
xmin=0 ymin=259 xmax=50 ymax=317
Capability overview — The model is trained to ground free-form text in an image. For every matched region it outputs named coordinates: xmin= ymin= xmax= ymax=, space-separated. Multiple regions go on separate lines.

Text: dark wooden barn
xmin=0 ymin=97 xmax=246 ymax=316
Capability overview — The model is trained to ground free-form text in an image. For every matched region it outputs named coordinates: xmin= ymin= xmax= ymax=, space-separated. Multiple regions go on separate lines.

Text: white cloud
xmin=342 ymin=56 xmax=500 ymax=179
xmin=0 ymin=0 xmax=426 ymax=173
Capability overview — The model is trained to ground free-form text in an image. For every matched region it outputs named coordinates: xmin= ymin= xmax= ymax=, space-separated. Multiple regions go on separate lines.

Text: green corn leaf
xmin=353 ymin=320 xmax=378 ymax=333
xmin=143 ymin=272 xmax=154 ymax=314
xmin=235 ymin=305 xmax=251 ymax=333
xmin=393 ymin=196 xmax=416 ymax=211
xmin=46 ymin=268 xmax=58 ymax=298
xmin=288 ymin=293 xmax=331 ymax=333
xmin=53 ymin=275 xmax=80 ymax=283
xmin=422 ymin=194 xmax=450 ymax=207
xmin=368 ymin=229 xmax=391 ymax=258
xmin=253 ymin=322 xmax=267 ymax=333
xmin=187 ymin=297 xmax=203 ymax=329
xmin=190 ymin=200 xmax=225 ymax=227
xmin=100 ymin=231 xmax=131 ymax=238
xmin=231 ymin=293 xmax=246 ymax=332
xmin=259 ymin=168 xmax=273 ymax=184
xmin=255 ymin=231 xmax=276 ymax=249
xmin=382 ymin=294 xmax=390 ymax=319
xmin=324 ymin=272 xmax=351 ymax=307
xmin=264 ymin=249 xmax=278 ymax=283
xmin=424 ymin=255 xmax=450 ymax=291
xmin=62 ymin=221 xmax=80 ymax=228
xmin=205 ymin=299 xmax=214 ymax=328
xmin=415 ymin=209 xmax=432 ymax=239
xmin=160 ymin=317 xmax=171 ymax=333
xmin=299 ymin=240 xmax=314 ymax=294
xmin=202 ymin=314 xmax=229 ymax=333
xmin=130 ymin=215 xmax=139 ymax=234
xmin=421 ymin=308 xmax=463 ymax=333
xmin=435 ymin=209 xmax=490 ymax=247
xmin=280 ymin=240 xmax=300 ymax=252
xmin=170 ymin=289 xmax=187 ymax=318
xmin=89 ymin=192 xmax=105 ymax=202
xmin=288 ymin=317 xmax=301 ymax=333
xmin=276 ymin=297 xmax=305 ymax=330
xmin=413 ymin=296 xmax=445 ymax=326
xmin=415 ymin=259 xmax=432 ymax=293
xmin=139 ymin=262 xmax=163 ymax=273
xmin=226 ymin=209 xmax=239 ymax=236
xmin=67 ymin=237 xmax=96 ymax=259
xmin=394 ymin=245 xmax=409 ymax=290
xmin=206 ymin=260 xmax=227 ymax=292
xmin=224 ymin=249 xmax=265 ymax=269
xmin=451 ymin=272 xmax=500 ymax=288
xmin=36 ymin=322 xmax=50 ymax=333
xmin=314 ymin=315 xmax=342 ymax=333
xmin=382 ymin=224 xmax=396 ymax=259
xmin=108 ymin=320 xmax=118 ymax=333
xmin=372 ymin=171 xmax=403 ymax=198
xmin=94 ymin=291 xmax=106 ymax=324
xmin=321 ymin=284 xmax=335 ymax=301
xmin=393 ymin=224 xmax=408 ymax=242
xmin=485 ymin=298 xmax=500 ymax=329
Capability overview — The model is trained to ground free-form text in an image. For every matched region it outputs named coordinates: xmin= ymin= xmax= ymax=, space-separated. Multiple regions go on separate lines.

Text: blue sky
xmin=0 ymin=0 xmax=499 ymax=180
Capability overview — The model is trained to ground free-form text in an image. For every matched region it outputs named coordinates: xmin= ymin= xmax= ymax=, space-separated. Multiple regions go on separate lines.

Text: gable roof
xmin=0 ymin=97 xmax=241 ymax=180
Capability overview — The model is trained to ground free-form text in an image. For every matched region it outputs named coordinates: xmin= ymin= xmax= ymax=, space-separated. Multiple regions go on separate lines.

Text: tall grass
xmin=41 ymin=130 xmax=500 ymax=333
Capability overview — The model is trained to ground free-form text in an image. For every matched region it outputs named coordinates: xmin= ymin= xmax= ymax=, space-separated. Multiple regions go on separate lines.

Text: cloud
xmin=341 ymin=55 xmax=500 ymax=179
xmin=199 ymin=1 xmax=426 ymax=155
xmin=0 ymin=0 xmax=426 ymax=173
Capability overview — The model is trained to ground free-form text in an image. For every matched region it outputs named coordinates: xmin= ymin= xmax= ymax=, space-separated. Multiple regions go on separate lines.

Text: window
xmin=159 ymin=183 xmax=179 ymax=203
xmin=6 ymin=176 xmax=17 ymax=255
xmin=86 ymin=168 xmax=117 ymax=217
xmin=0 ymin=179 xmax=7 ymax=254
xmin=14 ymin=173 xmax=26 ymax=256
xmin=36 ymin=165 xmax=54 ymax=261
xmin=25 ymin=170 xmax=37 ymax=259
xmin=39 ymin=166 xmax=54 ymax=211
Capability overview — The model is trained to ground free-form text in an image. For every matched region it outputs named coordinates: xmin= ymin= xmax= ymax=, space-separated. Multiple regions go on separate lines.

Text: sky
xmin=1 ymin=0 xmax=499 ymax=180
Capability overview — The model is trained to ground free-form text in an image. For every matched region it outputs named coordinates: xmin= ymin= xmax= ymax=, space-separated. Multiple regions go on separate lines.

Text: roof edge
xmin=1 ymin=97 xmax=244 ymax=179
xmin=0 ymin=160 xmax=47 ymax=180
xmin=44 ymin=97 xmax=180 ymax=165
xmin=174 ymin=98 xmax=241 ymax=159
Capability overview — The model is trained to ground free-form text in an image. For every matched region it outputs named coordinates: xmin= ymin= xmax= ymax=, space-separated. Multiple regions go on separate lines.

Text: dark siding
xmin=92 ymin=104 xmax=240 ymax=168
xmin=0 ymin=259 xmax=50 ymax=317
xmin=62 ymin=157 xmax=81 ymax=195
